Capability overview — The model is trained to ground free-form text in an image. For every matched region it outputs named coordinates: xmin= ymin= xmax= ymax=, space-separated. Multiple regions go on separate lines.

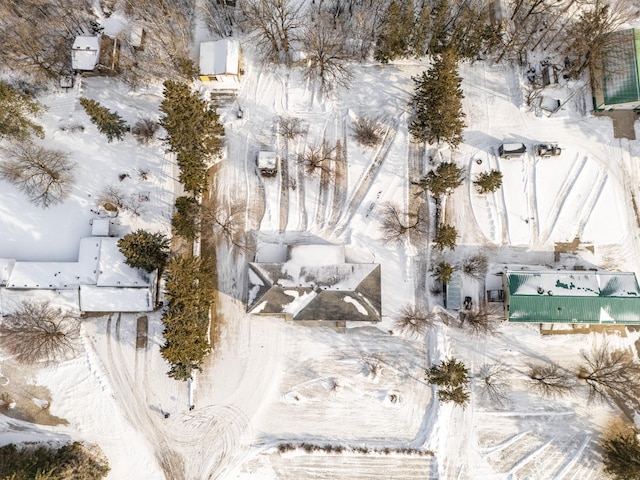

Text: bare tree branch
xmin=0 ymin=142 xmax=75 ymax=208
xmin=528 ymin=362 xmax=576 ymax=398
xmin=0 ymin=300 xmax=80 ymax=364
xmin=379 ymin=202 xmax=425 ymax=244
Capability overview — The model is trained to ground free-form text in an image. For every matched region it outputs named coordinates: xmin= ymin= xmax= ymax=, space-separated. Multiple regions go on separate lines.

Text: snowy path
xmin=335 ymin=118 xmax=399 ymax=236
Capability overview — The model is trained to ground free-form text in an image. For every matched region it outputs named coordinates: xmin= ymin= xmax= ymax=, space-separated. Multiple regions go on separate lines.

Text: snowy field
xmin=2 ymin=32 xmax=640 ymax=480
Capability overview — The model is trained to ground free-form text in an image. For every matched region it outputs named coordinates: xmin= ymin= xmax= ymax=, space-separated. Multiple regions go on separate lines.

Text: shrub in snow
xmin=0 ymin=142 xmax=75 ymax=208
xmin=79 ymin=97 xmax=128 ymax=142
xmin=474 ymin=169 xmax=503 ymax=194
xmin=352 ymin=116 xmax=384 ymax=147
xmin=131 ymin=118 xmax=159 ymax=144
xmin=0 ymin=441 xmax=110 ymax=479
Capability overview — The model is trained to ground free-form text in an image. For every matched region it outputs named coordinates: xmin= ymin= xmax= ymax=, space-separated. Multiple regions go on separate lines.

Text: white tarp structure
xmin=199 ymin=39 xmax=240 ymax=82
xmin=71 ymin=35 xmax=101 ymax=71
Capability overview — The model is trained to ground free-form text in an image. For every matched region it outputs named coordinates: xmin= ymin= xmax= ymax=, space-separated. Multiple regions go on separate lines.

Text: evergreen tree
xmin=432 ymin=261 xmax=455 ymax=284
xmin=79 ymin=98 xmax=128 ymax=142
xmin=434 ymin=224 xmax=458 ymax=251
xmin=602 ymin=431 xmax=640 ymax=479
xmin=160 ymin=255 xmax=213 ymax=381
xmin=0 ymin=81 xmax=44 ymax=141
xmin=176 ymin=151 xmax=208 ymax=195
xmin=374 ymin=0 xmax=414 ymax=63
xmin=427 ymin=357 xmax=470 ymax=407
xmin=117 ymin=230 xmax=170 ymax=273
xmin=409 ymin=49 xmax=466 ymax=147
xmin=474 ymin=169 xmax=503 ymax=194
xmin=410 ymin=4 xmax=431 ymax=58
xmin=172 ymin=196 xmax=201 ymax=240
xmin=416 ymin=162 xmax=464 ymax=198
xmin=159 ymin=81 xmax=224 ymax=196
xmin=160 ymin=80 xmax=224 ymax=158
xmin=428 ymin=0 xmax=449 ymax=54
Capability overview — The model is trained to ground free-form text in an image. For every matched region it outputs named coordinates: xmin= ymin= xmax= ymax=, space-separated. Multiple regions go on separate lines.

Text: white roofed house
xmin=0 ymin=236 xmax=156 ymax=315
xmin=71 ymin=35 xmax=101 ymax=72
xmin=199 ymin=39 xmax=242 ymax=83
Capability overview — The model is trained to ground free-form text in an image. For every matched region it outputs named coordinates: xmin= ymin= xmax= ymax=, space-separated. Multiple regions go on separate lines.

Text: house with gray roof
xmin=247 ymin=244 xmax=381 ymax=324
xmin=503 ymin=270 xmax=640 ymax=324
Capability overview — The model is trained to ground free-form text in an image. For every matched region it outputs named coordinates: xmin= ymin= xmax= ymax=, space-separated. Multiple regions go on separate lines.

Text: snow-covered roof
xmin=199 ymin=39 xmax=240 ymax=76
xmin=71 ymin=35 xmax=101 ymax=71
xmin=96 ymin=237 xmax=150 ymax=287
xmin=257 ymin=151 xmax=277 ymax=170
xmin=91 ymin=218 xmax=111 ymax=237
xmin=247 ymin=244 xmax=381 ymax=322
xmin=0 ymin=259 xmax=15 ymax=286
xmin=505 ymin=270 xmax=640 ymax=324
xmin=0 ymin=237 xmax=154 ymax=313
xmin=80 ymin=285 xmax=152 ymax=312
xmin=506 ymin=270 xmax=640 ymax=297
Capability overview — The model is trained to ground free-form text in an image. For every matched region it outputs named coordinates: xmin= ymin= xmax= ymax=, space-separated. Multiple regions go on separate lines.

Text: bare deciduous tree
xmin=379 ymin=202 xmax=425 ymax=244
xmin=461 ymin=304 xmax=499 ymax=336
xmin=0 ymin=0 xmax=95 ymax=80
xmin=461 ymin=254 xmax=488 ymax=280
xmin=298 ymin=140 xmax=341 ymax=181
xmin=477 ymin=363 xmax=509 ymax=407
xmin=301 ymin=7 xmax=353 ymax=97
xmin=120 ymin=0 xmax=196 ymax=85
xmin=0 ymin=143 xmax=75 ymax=208
xmin=578 ymin=341 xmax=640 ymax=404
xmin=97 ymin=184 xmax=127 ymax=212
xmin=131 ymin=118 xmax=159 ymax=144
xmin=394 ymin=304 xmax=435 ymax=337
xmin=528 ymin=362 xmax=575 ymax=398
xmin=239 ymin=0 xmax=304 ymax=66
xmin=0 ymin=301 xmax=80 ymax=364
xmin=203 ymin=201 xmax=247 ymax=250
xmin=199 ymin=0 xmax=237 ymax=37
xmin=279 ymin=116 xmax=308 ymax=139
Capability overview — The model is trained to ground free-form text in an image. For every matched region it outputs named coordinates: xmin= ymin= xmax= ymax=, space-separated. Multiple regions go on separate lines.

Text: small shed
xmin=91 ymin=218 xmax=111 ymax=237
xmin=445 ymin=273 xmax=462 ymax=309
xmin=71 ymin=35 xmax=101 ymax=71
xmin=199 ymin=39 xmax=241 ymax=83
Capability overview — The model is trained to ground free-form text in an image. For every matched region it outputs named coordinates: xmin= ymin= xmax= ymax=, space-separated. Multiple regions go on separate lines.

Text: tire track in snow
xmin=574 ymin=171 xmax=607 ymax=240
xmin=327 ymin=111 xmax=349 ymax=231
xmin=334 ymin=118 xmax=398 ymax=236
xmin=539 ymin=154 xmax=587 ymax=243
xmin=105 ymin=314 xmax=186 ymax=480
xmin=490 ymin=148 xmax=510 ymax=245
xmin=523 ymin=152 xmax=540 ymax=245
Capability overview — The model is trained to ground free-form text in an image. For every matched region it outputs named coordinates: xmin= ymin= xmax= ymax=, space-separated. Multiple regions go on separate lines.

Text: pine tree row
xmin=159 ymin=81 xmax=225 ymax=196
xmin=159 ymin=255 xmax=214 ymax=381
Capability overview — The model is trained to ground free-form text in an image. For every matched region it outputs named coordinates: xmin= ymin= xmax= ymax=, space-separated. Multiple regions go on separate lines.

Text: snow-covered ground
xmin=2 ymin=29 xmax=640 ymax=480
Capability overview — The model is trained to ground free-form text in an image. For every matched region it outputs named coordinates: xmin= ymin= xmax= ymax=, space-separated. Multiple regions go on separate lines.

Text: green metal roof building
xmin=503 ymin=270 xmax=640 ymax=324
xmin=592 ymin=28 xmax=640 ymax=110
